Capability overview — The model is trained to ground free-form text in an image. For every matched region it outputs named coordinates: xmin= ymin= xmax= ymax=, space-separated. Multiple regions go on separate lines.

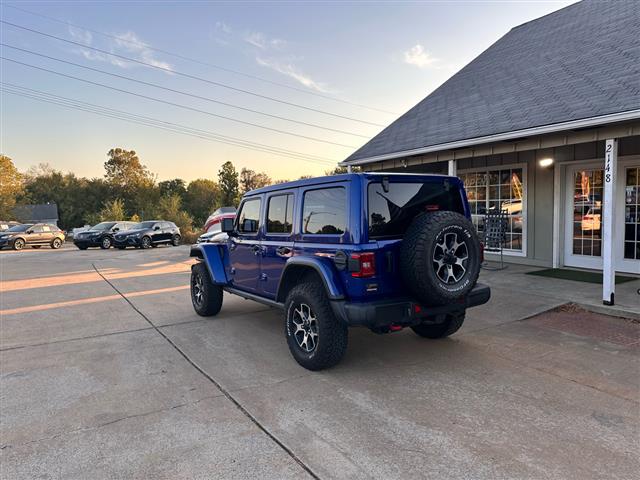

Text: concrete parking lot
xmin=1 ymin=245 xmax=638 ymax=479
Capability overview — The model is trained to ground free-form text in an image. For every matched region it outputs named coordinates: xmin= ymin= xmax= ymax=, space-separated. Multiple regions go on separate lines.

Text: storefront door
xmin=564 ymin=159 xmax=640 ymax=274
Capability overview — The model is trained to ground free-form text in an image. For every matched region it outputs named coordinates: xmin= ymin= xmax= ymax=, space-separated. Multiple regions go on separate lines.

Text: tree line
xmin=0 ymin=149 xmax=348 ymax=238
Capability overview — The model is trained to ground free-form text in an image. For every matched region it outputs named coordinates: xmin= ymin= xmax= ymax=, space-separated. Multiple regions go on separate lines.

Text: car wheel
xmin=13 ymin=238 xmax=25 ymax=251
xmin=100 ymin=236 xmax=112 ymax=249
xmin=284 ymin=278 xmax=348 ymax=371
xmin=51 ymin=238 xmax=63 ymax=249
xmin=411 ymin=312 xmax=465 ymax=339
xmin=32 ymin=245 xmax=42 ymax=249
xmin=140 ymin=236 xmax=152 ymax=249
xmin=171 ymin=234 xmax=181 ymax=246
xmin=190 ymin=262 xmax=223 ymax=316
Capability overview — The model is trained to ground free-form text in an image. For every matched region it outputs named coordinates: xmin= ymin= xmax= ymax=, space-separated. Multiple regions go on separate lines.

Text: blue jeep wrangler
xmin=190 ymin=173 xmax=490 ymax=370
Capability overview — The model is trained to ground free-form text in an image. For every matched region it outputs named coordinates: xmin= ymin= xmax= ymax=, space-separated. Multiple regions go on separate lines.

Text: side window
xmin=267 ymin=194 xmax=294 ymax=234
xmin=237 ymin=198 xmax=261 ymax=234
xmin=32 ymin=225 xmax=44 ymax=233
xmin=42 ymin=225 xmax=51 ymax=232
xmin=302 ymin=187 xmax=346 ymax=235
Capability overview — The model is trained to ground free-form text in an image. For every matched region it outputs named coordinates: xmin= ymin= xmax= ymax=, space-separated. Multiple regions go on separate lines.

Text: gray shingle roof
xmin=345 ymin=0 xmax=640 ymax=164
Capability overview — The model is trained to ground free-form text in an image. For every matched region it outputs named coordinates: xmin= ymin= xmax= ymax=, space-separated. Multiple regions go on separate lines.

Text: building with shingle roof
xmin=342 ymin=0 xmax=640 ymax=304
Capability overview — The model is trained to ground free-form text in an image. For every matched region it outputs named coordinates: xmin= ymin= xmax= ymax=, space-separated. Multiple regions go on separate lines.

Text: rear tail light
xmin=350 ymin=252 xmax=376 ymax=278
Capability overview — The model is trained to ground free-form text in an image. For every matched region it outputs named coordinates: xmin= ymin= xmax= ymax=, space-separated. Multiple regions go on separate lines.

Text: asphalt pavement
xmin=1 ymin=244 xmax=638 ymax=479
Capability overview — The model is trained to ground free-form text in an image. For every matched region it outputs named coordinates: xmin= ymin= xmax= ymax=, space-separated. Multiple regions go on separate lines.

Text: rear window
xmin=368 ymin=181 xmax=464 ymax=239
xmin=302 ymin=187 xmax=346 ymax=235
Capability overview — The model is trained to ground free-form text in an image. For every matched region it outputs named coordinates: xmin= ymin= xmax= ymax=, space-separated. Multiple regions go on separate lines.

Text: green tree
xmin=184 ymin=178 xmax=219 ymax=227
xmin=218 ymin=161 xmax=239 ymax=206
xmin=157 ymin=194 xmax=193 ymax=233
xmin=99 ymin=199 xmax=126 ymax=222
xmin=103 ymin=148 xmax=157 ymax=216
xmin=239 ymin=168 xmax=272 ymax=194
xmin=0 ymin=155 xmax=23 ymax=219
xmin=159 ymin=178 xmax=187 ymax=199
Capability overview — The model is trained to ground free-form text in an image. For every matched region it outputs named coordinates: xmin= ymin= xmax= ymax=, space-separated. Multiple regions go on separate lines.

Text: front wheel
xmin=411 ymin=312 xmax=465 ymax=339
xmin=191 ymin=262 xmax=223 ymax=316
xmin=171 ymin=234 xmax=181 ymax=246
xmin=284 ymin=280 xmax=348 ymax=371
xmin=13 ymin=238 xmax=25 ymax=251
xmin=51 ymin=238 xmax=63 ymax=249
xmin=100 ymin=236 xmax=112 ymax=249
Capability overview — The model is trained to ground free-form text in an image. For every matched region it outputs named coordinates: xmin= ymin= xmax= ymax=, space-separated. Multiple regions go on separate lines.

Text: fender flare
xmin=190 ymin=243 xmax=229 ymax=285
xmin=276 ymin=256 xmax=344 ymax=302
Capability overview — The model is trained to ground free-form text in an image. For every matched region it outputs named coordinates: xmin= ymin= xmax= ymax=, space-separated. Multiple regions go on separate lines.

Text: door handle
xmin=276 ymin=246 xmax=292 ymax=256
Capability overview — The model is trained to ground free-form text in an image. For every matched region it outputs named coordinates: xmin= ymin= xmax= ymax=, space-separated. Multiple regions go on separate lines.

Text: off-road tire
xmin=400 ymin=211 xmax=481 ymax=306
xmin=12 ymin=238 xmax=25 ymax=251
xmin=51 ymin=238 xmax=63 ymax=249
xmin=191 ymin=262 xmax=223 ymax=316
xmin=100 ymin=236 xmax=112 ymax=249
xmin=140 ymin=236 xmax=152 ymax=249
xmin=284 ymin=280 xmax=348 ymax=371
xmin=411 ymin=312 xmax=466 ymax=339
xmin=171 ymin=234 xmax=181 ymax=246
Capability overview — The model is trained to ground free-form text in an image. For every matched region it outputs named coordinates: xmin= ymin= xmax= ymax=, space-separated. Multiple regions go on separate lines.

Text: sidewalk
xmin=478 ymin=263 xmax=640 ymax=320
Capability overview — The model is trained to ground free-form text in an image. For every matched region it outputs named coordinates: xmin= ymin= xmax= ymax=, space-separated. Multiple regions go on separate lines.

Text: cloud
xmin=215 ymin=21 xmax=232 ymax=34
xmin=403 ymin=44 xmax=438 ymax=69
xmin=256 ymin=57 xmax=329 ymax=93
xmin=244 ymin=31 xmax=285 ymax=50
xmin=69 ymin=26 xmax=172 ymax=72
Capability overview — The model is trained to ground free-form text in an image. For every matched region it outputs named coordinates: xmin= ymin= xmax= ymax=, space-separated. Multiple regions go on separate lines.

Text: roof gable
xmin=346 ymin=0 xmax=640 ymax=163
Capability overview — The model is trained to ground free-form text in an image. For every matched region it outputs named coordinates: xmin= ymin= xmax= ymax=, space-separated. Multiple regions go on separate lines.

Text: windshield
xmin=6 ymin=224 xmax=33 ymax=232
xmin=132 ymin=221 xmax=156 ymax=229
xmin=91 ymin=222 xmax=116 ymax=231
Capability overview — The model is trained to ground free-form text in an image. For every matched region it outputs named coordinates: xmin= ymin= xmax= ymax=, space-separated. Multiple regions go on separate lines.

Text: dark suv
xmin=113 ymin=221 xmax=181 ymax=249
xmin=0 ymin=223 xmax=65 ymax=250
xmin=189 ymin=173 xmax=490 ymax=370
xmin=73 ymin=221 xmax=137 ymax=250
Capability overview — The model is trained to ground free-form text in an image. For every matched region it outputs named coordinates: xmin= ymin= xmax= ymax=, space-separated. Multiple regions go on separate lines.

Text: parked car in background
xmin=73 ymin=221 xmax=137 ymax=250
xmin=0 ymin=223 xmax=65 ymax=250
xmin=113 ymin=221 xmax=181 ymax=249
xmin=0 ymin=221 xmax=21 ymax=232
xmin=203 ymin=207 xmax=236 ymax=233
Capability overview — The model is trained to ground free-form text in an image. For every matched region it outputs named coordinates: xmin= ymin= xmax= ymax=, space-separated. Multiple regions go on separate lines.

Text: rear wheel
xmin=13 ymin=238 xmax=25 ymax=251
xmin=51 ymin=238 xmax=63 ymax=249
xmin=171 ymin=234 xmax=181 ymax=246
xmin=411 ymin=312 xmax=465 ymax=339
xmin=190 ymin=262 xmax=223 ymax=316
xmin=100 ymin=236 xmax=112 ymax=249
xmin=140 ymin=236 xmax=152 ymax=249
xmin=284 ymin=279 xmax=348 ymax=371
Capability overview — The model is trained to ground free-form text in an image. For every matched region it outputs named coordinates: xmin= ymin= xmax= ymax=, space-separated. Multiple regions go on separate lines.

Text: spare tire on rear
xmin=400 ymin=211 xmax=481 ymax=306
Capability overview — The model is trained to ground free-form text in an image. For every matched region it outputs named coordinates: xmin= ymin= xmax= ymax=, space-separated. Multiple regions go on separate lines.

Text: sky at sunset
xmin=1 ymin=0 xmax=574 ymax=182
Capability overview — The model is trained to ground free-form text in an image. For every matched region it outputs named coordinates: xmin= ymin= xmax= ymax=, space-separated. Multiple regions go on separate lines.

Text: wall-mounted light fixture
xmin=539 ymin=158 xmax=554 ymax=168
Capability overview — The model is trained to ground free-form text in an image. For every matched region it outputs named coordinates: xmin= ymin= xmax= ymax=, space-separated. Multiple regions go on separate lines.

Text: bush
xmin=181 ymin=230 xmax=201 ymax=245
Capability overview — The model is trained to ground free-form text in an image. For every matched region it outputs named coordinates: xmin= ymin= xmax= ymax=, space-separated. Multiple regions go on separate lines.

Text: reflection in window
xmin=571 ymin=169 xmax=604 ymax=257
xmin=267 ymin=194 xmax=293 ymax=234
xmin=238 ymin=198 xmax=261 ymax=233
xmin=624 ymin=167 xmax=640 ymax=260
xmin=303 ymin=188 xmax=346 ymax=234
xmin=459 ymin=168 xmax=524 ymax=252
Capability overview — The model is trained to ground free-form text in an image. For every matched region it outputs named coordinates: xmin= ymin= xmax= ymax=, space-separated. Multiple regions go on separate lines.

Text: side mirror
xmin=113 ymin=227 xmax=119 ymax=232
xmin=154 ymin=226 xmax=160 ymax=231
xmin=221 ymin=217 xmax=235 ymax=233
xmin=26 ymin=230 xmax=33 ymax=234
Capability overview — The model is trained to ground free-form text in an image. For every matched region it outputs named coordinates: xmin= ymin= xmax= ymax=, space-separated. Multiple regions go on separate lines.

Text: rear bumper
xmin=332 ymin=283 xmax=491 ymax=329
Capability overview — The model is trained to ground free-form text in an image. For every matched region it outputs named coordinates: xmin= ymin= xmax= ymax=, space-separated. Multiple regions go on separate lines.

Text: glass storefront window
xmin=624 ymin=167 xmax=639 ymax=260
xmin=459 ymin=167 xmax=524 ymax=252
xmin=571 ymin=169 xmax=604 ymax=257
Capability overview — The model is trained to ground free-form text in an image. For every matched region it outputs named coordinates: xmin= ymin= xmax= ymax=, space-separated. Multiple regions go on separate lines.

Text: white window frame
xmin=458 ymin=163 xmax=528 ymax=257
